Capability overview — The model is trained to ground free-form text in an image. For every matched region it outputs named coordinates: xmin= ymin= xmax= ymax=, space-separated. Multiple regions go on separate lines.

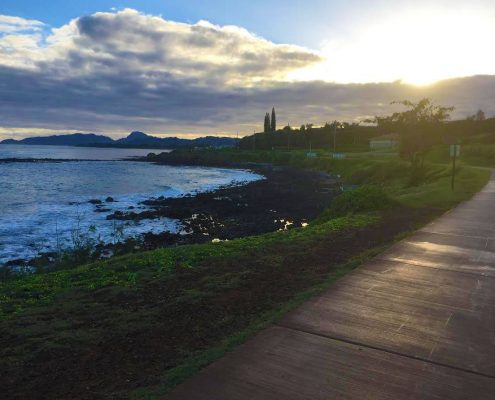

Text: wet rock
xmin=94 ymin=208 xmax=111 ymax=213
xmin=106 ymin=207 xmax=191 ymax=221
xmin=88 ymin=199 xmax=102 ymax=205
xmin=5 ymin=258 xmax=29 ymax=267
xmin=105 ymin=196 xmax=115 ymax=203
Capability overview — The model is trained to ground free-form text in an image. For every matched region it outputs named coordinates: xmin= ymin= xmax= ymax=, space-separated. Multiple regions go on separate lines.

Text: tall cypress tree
xmin=264 ymin=112 xmax=271 ymax=133
xmin=271 ymin=107 xmax=276 ymax=132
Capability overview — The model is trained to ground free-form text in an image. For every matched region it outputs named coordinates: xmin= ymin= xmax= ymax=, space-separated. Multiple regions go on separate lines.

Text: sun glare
xmin=291 ymin=6 xmax=495 ymax=85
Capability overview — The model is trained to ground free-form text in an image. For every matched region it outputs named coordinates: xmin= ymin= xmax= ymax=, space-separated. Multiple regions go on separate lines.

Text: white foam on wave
xmin=0 ymin=163 xmax=263 ymax=265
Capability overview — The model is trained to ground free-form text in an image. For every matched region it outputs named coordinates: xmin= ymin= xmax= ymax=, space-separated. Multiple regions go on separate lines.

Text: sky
xmin=0 ymin=0 xmax=494 ymax=139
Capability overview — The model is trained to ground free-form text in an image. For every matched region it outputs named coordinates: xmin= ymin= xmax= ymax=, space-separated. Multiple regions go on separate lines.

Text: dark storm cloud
xmin=1 ymin=61 xmax=494 ymax=137
xmin=0 ymin=9 xmax=494 ymax=138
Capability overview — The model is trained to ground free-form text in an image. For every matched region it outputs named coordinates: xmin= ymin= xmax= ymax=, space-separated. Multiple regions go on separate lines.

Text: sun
xmin=290 ymin=6 xmax=495 ymax=86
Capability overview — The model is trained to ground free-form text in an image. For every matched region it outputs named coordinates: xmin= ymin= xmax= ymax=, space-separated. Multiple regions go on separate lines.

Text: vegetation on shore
xmin=151 ymin=145 xmax=491 ymax=207
xmin=241 ymin=108 xmax=495 ymax=152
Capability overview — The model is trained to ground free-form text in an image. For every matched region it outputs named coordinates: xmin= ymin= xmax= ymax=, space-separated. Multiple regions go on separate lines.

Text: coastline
xmin=120 ymin=163 xmax=341 ymax=248
xmin=1 ymin=159 xmax=341 ymax=271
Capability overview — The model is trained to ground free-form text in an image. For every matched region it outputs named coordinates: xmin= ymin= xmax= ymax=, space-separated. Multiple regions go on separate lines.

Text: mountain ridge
xmin=1 ymin=131 xmax=238 ymax=149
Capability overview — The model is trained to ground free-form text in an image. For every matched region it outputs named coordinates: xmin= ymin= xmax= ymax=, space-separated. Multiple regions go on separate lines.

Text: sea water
xmin=0 ymin=145 xmax=262 ymax=265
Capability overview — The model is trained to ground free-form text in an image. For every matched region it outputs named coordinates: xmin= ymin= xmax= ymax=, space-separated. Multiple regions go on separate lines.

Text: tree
xmin=374 ymin=98 xmax=454 ymax=166
xmin=476 ymin=109 xmax=486 ymax=121
xmin=300 ymin=124 xmax=306 ymax=132
xmin=271 ymin=107 xmax=277 ymax=132
xmin=264 ymin=112 xmax=271 ymax=133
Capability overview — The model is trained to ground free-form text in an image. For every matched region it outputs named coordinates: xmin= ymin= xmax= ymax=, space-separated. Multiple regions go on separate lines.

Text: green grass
xmin=461 ymin=144 xmax=495 ymax=167
xmin=0 ymin=214 xmax=376 ymax=319
xmin=219 ymin=148 xmax=490 ymax=209
xmin=426 ymin=143 xmax=495 ymax=167
xmin=391 ymin=163 xmax=490 ymax=208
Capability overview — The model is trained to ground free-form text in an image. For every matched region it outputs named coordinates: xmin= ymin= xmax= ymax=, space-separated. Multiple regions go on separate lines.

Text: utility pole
xmin=287 ymin=122 xmax=290 ymax=151
xmin=450 ymin=143 xmax=460 ymax=190
xmin=451 ymin=144 xmax=459 ymax=191
xmin=333 ymin=123 xmax=337 ymax=153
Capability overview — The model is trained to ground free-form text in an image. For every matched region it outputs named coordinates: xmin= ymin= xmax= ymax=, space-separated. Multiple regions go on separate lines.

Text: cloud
xmin=1 ymin=9 xmax=321 ymax=85
xmin=0 ymin=9 xmax=494 ymax=139
xmin=0 ymin=15 xmax=45 ymax=33
xmin=0 ymin=15 xmax=47 ymax=68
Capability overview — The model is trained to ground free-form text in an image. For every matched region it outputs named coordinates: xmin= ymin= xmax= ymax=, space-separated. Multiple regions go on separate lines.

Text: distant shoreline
xmin=1 ymin=142 xmax=176 ymax=150
xmin=0 ymin=157 xmax=110 ymax=163
xmin=0 ymin=157 xmax=149 ymax=163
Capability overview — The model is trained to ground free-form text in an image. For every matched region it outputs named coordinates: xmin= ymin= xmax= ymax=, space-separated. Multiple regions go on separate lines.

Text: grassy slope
xmin=0 ymin=150 xmax=491 ymax=399
xmin=0 ymin=214 xmax=377 ymax=319
xmin=426 ymin=143 xmax=495 ymax=167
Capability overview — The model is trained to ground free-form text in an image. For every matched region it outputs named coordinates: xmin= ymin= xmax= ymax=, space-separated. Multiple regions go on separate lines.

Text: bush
xmin=346 ymin=160 xmax=411 ymax=184
xmin=317 ymin=185 xmax=394 ymax=222
xmin=407 ymin=165 xmax=428 ymax=187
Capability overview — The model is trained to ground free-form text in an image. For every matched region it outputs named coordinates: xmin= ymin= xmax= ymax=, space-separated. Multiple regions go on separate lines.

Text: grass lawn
xmin=0 ymin=149 xmax=491 ymax=399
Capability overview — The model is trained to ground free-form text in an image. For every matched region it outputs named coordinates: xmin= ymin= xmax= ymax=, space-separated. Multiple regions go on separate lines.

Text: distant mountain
xmin=1 ymin=131 xmax=239 ymax=149
xmin=1 ymin=133 xmax=114 ymax=146
xmin=116 ymin=131 xmax=170 ymax=147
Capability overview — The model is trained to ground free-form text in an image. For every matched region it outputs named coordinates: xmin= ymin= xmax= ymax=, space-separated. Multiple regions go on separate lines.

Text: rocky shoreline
xmin=111 ymin=163 xmax=341 ymax=247
xmin=0 ymin=157 xmax=142 ymax=163
xmin=3 ymin=161 xmax=342 ymax=271
xmin=0 ymin=158 xmax=82 ymax=163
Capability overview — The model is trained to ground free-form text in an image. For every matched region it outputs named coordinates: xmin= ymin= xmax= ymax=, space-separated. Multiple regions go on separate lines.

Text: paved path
xmin=166 ymin=174 xmax=495 ymax=399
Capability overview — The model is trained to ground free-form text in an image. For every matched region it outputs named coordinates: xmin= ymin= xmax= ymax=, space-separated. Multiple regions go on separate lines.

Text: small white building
xmin=369 ymin=133 xmax=399 ymax=150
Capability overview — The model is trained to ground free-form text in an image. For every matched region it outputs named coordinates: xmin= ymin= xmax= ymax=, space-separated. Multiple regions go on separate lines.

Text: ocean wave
xmin=0 ymin=161 xmax=262 ymax=265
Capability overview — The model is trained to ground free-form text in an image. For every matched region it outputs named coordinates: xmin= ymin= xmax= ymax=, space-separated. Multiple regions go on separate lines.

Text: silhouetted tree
xmin=271 ymin=107 xmax=277 ymax=132
xmin=239 ymin=122 xmax=380 ymax=150
xmin=264 ymin=113 xmax=271 ymax=133
xmin=476 ymin=109 xmax=486 ymax=121
xmin=374 ymin=98 xmax=454 ymax=166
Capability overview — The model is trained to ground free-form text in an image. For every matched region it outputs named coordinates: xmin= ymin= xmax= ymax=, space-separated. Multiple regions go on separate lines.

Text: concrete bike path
xmin=166 ymin=174 xmax=495 ymax=399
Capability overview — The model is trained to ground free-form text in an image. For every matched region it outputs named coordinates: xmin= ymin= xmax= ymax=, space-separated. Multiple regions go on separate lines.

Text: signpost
xmin=307 ymin=142 xmax=317 ymax=158
xmin=450 ymin=144 xmax=461 ymax=190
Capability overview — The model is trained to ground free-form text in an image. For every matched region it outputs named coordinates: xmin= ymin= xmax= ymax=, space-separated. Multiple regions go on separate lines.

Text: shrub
xmin=317 ymin=185 xmax=394 ymax=222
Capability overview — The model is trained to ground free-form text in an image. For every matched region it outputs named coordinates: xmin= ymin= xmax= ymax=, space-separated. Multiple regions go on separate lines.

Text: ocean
xmin=0 ymin=145 xmax=262 ymax=265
